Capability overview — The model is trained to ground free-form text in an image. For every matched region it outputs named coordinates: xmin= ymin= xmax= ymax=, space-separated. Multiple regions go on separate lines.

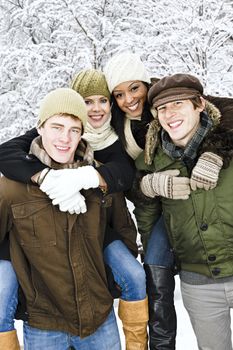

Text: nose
xmin=59 ymin=130 xmax=70 ymax=143
xmin=165 ymin=105 xmax=176 ymax=118
xmin=93 ymin=101 xmax=101 ymax=111
xmin=125 ymin=92 xmax=134 ymax=104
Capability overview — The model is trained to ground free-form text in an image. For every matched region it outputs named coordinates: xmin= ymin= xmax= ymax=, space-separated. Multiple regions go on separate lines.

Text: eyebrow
xmin=71 ymin=127 xmax=82 ymax=131
xmin=50 ymin=122 xmax=81 ymax=130
xmin=113 ymin=81 xmax=141 ymax=93
xmin=50 ymin=122 xmax=64 ymax=127
xmin=85 ymin=96 xmax=107 ymax=101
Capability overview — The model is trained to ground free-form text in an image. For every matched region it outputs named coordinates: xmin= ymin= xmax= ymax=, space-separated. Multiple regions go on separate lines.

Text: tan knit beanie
xmin=71 ymin=69 xmax=110 ymax=100
xmin=38 ymin=88 xmax=87 ymax=129
xmin=103 ymin=52 xmax=151 ymax=93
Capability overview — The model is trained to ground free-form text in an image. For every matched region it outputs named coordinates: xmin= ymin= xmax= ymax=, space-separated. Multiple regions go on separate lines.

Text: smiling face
xmin=157 ymin=98 xmax=205 ymax=148
xmin=84 ymin=95 xmax=111 ymax=128
xmin=38 ymin=114 xmax=82 ymax=164
xmin=112 ymin=80 xmax=148 ymax=118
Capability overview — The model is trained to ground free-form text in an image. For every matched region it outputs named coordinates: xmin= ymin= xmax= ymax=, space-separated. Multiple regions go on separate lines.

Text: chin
xmin=130 ymin=110 xmax=142 ymax=118
xmin=94 ymin=122 xmax=103 ymax=128
xmin=54 ymin=155 xmax=70 ymax=164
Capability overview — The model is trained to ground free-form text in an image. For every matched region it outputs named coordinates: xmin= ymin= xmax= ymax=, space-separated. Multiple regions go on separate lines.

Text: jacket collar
xmin=144 ymin=100 xmax=221 ymax=165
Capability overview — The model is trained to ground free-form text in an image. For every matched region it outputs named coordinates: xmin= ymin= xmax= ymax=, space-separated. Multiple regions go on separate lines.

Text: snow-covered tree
xmin=0 ymin=0 xmax=232 ymax=142
xmin=146 ymin=0 xmax=233 ymax=95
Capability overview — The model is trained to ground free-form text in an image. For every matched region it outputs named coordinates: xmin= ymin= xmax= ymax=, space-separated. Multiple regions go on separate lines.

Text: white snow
xmin=0 ymin=0 xmax=233 ymax=144
xmin=1 ymin=2 xmax=233 ymax=346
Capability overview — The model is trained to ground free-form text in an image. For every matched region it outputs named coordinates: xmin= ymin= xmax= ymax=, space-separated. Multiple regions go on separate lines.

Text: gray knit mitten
xmin=140 ymin=169 xmax=190 ymax=200
xmin=190 ymin=152 xmax=223 ymax=191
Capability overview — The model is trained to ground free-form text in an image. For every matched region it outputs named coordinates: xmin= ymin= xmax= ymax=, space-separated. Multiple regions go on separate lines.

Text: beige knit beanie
xmin=71 ymin=69 xmax=110 ymax=100
xmin=103 ymin=52 xmax=151 ymax=93
xmin=38 ymin=88 xmax=87 ymax=129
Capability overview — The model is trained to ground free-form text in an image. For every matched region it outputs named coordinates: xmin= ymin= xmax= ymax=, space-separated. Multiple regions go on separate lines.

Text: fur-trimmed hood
xmin=144 ymin=100 xmax=222 ymax=166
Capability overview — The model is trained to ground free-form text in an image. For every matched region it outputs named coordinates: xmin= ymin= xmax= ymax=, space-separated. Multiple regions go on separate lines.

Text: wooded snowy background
xmin=1 ymin=1 xmax=233 ymax=348
xmin=0 ymin=0 xmax=233 ymax=143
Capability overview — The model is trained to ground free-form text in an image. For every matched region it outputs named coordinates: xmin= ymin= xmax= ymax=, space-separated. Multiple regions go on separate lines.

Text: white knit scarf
xmin=82 ymin=115 xmax=118 ymax=151
xmin=124 ymin=118 xmax=143 ymax=160
xmin=123 ymin=108 xmax=157 ymax=160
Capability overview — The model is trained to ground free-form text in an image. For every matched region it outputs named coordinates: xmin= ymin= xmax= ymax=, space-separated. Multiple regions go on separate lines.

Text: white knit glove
xmin=140 ymin=169 xmax=190 ymax=200
xmin=55 ymin=191 xmax=87 ymax=215
xmin=190 ymin=152 xmax=223 ymax=191
xmin=40 ymin=166 xmax=100 ymax=202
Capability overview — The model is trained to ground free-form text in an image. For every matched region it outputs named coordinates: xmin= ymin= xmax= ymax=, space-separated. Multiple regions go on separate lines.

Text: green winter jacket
xmin=134 ymin=137 xmax=233 ymax=279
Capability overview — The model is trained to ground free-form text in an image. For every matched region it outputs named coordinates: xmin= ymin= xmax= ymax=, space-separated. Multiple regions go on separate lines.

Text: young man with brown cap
xmin=133 ymin=73 xmax=233 ymax=350
xmin=0 ymin=87 xmax=138 ymax=349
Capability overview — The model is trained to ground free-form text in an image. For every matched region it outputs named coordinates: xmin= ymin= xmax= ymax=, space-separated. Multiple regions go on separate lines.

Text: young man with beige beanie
xmin=0 ymin=87 xmax=138 ymax=349
xmin=133 ymin=73 xmax=233 ymax=350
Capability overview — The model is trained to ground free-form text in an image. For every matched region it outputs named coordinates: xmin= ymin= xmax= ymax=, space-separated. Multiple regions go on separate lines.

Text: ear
xmin=199 ymin=96 xmax=206 ymax=112
xmin=37 ymin=127 xmax=42 ymax=135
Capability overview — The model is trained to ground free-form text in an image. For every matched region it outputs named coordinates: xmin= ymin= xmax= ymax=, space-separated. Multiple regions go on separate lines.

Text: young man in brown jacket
xmin=0 ymin=88 xmax=138 ymax=349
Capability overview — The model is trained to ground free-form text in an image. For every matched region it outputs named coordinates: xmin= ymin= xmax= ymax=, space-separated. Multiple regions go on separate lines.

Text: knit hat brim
xmin=38 ymin=88 xmax=87 ymax=129
xmin=104 ymin=52 xmax=151 ymax=93
xmin=71 ymin=69 xmax=110 ymax=100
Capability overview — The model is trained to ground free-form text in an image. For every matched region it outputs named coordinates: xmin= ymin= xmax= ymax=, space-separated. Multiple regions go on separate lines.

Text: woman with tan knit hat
xmin=71 ymin=69 xmax=148 ymax=350
xmin=0 ymin=69 xmax=148 ymax=350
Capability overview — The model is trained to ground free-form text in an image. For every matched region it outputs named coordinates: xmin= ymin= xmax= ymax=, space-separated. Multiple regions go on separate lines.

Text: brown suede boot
xmin=118 ymin=297 xmax=149 ymax=350
xmin=0 ymin=330 xmax=20 ymax=350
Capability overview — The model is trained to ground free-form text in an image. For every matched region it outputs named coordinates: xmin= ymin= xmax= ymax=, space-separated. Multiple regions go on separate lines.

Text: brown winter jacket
xmin=0 ymin=178 xmax=137 ymax=337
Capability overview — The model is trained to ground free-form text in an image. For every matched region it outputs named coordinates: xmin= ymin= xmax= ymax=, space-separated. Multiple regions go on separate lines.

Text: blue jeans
xmin=0 ymin=260 xmax=19 ymax=331
xmin=104 ymin=240 xmax=146 ymax=301
xmin=144 ymin=216 xmax=174 ymax=267
xmin=23 ymin=309 xmax=121 ymax=350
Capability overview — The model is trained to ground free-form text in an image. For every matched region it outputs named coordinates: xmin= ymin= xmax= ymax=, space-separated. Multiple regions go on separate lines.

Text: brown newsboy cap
xmin=148 ymin=73 xmax=203 ymax=108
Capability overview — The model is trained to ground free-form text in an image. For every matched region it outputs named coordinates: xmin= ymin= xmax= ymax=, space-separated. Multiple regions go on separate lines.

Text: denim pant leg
xmin=71 ymin=309 xmax=121 ymax=350
xmin=23 ymin=322 xmax=69 ymax=350
xmin=144 ymin=216 xmax=174 ymax=267
xmin=0 ymin=260 xmax=19 ymax=331
xmin=104 ymin=240 xmax=146 ymax=301
xmin=24 ymin=309 xmax=121 ymax=350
